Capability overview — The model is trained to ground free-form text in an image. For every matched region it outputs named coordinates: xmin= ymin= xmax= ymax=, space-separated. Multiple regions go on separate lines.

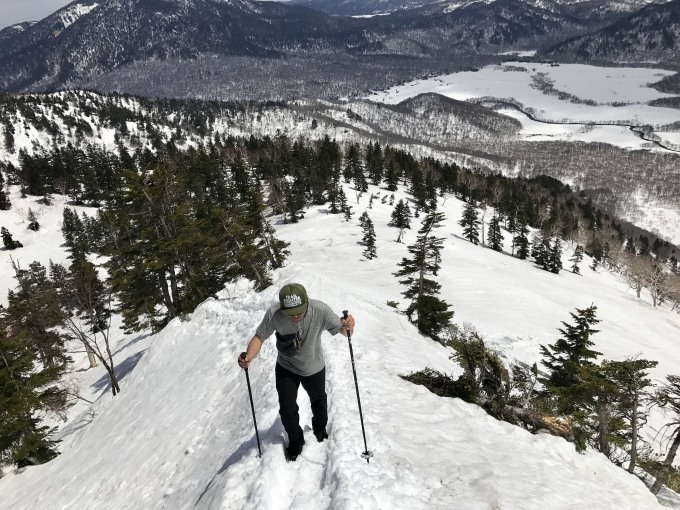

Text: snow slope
xmin=0 ymin=181 xmax=678 ymax=509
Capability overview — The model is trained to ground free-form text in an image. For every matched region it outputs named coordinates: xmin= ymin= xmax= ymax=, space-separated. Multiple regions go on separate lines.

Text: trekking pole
xmin=342 ymin=310 xmax=373 ymax=463
xmin=240 ymin=352 xmax=262 ymax=457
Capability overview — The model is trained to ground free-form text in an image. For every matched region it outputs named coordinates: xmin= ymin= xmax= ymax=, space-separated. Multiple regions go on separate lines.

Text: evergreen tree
xmin=531 ymin=235 xmax=550 ymax=270
xmin=27 ymin=208 xmax=40 ymax=232
xmin=575 ymin=362 xmax=628 ymax=457
xmin=651 ymin=375 xmax=680 ymax=494
xmin=390 ymin=199 xmax=411 ymax=230
xmin=366 ymin=142 xmax=384 ymax=185
xmin=343 ymin=204 xmax=353 ymax=222
xmin=394 ymin=210 xmax=454 ymax=339
xmin=0 ymin=170 xmax=11 ymax=210
xmin=459 ymin=200 xmax=480 ymax=245
xmin=549 ymin=238 xmax=563 ymax=274
xmin=284 ymin=177 xmax=306 ymax=223
xmin=0 ymin=323 xmax=64 ymax=468
xmin=570 ymin=245 xmax=584 ymax=274
xmin=487 ymin=211 xmax=504 ymax=252
xmin=360 ymin=212 xmax=377 ymax=260
xmin=385 ymin=161 xmax=399 ymax=191
xmin=409 ymin=170 xmax=428 ymax=210
xmin=0 ymin=188 xmax=10 ymax=211
xmin=513 ymin=220 xmax=530 ymax=259
xmin=1 ymin=227 xmax=22 ymax=249
xmin=0 ymin=260 xmax=72 ymax=468
xmin=3 ymin=119 xmax=15 ymax=153
xmin=605 ymin=358 xmax=657 ymax=473
xmin=103 ymin=157 xmax=283 ymax=332
xmin=347 ymin=144 xmax=367 ymax=192
xmin=539 ymin=305 xmax=602 ymax=410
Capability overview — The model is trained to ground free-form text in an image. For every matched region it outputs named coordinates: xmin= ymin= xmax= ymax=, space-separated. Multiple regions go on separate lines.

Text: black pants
xmin=275 ymin=363 xmax=327 ymax=443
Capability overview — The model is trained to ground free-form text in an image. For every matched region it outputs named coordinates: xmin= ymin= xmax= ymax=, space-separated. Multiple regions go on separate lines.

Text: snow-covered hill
xmin=0 ymin=178 xmax=679 ymax=508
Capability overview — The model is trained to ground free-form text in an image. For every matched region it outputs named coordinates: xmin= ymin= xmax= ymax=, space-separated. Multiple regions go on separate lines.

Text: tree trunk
xmin=597 ymin=404 xmax=611 ymax=457
xmin=86 ymin=345 xmax=98 ymax=368
xmin=651 ymin=427 xmax=680 ymax=495
xmin=168 ymin=265 xmax=181 ymax=315
xmin=628 ymin=394 xmax=639 ymax=474
xmin=158 ymin=269 xmax=173 ymax=314
xmin=103 ymin=342 xmax=120 ymax=396
xmin=491 ymin=403 xmax=574 ymax=442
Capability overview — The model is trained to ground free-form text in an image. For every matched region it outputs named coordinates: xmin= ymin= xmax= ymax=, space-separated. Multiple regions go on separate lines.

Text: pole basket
xmin=361 ymin=450 xmax=374 ymax=463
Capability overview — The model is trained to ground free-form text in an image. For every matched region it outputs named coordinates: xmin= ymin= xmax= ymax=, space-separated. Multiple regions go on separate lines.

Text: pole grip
xmin=240 ymin=352 xmax=247 ymax=359
xmin=342 ymin=310 xmax=348 ymax=319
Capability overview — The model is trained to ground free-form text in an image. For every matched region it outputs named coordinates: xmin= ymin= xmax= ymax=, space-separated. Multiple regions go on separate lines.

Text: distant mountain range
xmin=543 ymin=0 xmax=680 ymax=67
xmin=0 ymin=0 xmax=677 ymax=99
xmin=293 ymin=0 xmax=658 ymax=18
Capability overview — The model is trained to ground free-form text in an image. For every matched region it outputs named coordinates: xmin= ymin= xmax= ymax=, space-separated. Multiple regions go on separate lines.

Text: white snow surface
xmin=57 ymin=3 xmax=98 ymax=30
xmin=0 ymin=179 xmax=678 ymax=509
xmin=366 ymin=62 xmax=680 ymax=149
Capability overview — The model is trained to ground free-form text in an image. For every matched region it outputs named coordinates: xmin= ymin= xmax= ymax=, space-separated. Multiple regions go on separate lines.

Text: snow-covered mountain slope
xmin=4 ymin=87 xmax=680 ymax=250
xmin=0 ymin=180 xmax=678 ymax=508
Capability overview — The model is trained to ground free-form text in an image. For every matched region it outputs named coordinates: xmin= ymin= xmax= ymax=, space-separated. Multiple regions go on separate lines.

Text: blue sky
xmin=1 ymin=0 xmax=72 ymax=29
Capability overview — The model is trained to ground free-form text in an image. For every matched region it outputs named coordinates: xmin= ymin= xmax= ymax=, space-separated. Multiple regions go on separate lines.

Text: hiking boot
xmin=313 ymin=428 xmax=328 ymax=443
xmin=285 ymin=435 xmax=305 ymax=461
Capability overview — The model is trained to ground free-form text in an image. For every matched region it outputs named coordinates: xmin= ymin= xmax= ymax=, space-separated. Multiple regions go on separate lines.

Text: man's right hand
xmin=238 ymin=353 xmax=251 ymax=369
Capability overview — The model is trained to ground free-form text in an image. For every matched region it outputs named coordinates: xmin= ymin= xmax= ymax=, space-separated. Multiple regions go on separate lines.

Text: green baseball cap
xmin=279 ymin=283 xmax=308 ymax=316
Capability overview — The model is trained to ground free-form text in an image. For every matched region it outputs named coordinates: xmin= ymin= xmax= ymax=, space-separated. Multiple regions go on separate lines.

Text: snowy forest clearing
xmin=0 ymin=179 xmax=679 ymax=508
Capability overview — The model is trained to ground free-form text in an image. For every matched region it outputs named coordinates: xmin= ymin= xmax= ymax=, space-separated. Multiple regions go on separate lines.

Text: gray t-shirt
xmin=256 ymin=298 xmax=343 ymax=376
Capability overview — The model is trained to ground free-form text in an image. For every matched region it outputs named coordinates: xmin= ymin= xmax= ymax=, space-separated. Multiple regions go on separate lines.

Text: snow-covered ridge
xmin=57 ymin=3 xmax=99 ymax=30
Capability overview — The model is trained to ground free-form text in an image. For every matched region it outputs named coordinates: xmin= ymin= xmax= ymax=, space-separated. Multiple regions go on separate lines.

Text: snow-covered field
xmin=1 ymin=180 xmax=679 ymax=509
xmin=366 ymin=62 xmax=680 ymax=149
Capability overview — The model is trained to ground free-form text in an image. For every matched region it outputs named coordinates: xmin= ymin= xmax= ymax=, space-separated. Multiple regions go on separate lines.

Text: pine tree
xmin=409 ymin=171 xmax=428 ymax=210
xmin=394 ymin=210 xmax=454 ymax=339
xmin=549 ymin=238 xmax=563 ymax=274
xmin=390 ymin=199 xmax=411 ymax=230
xmin=0 ymin=170 xmax=11 ymax=210
xmin=459 ymin=200 xmax=480 ymax=245
xmin=385 ymin=161 xmax=399 ymax=191
xmin=103 ymin=156 xmax=285 ymax=332
xmin=487 ymin=211 xmax=504 ymax=252
xmin=605 ymin=358 xmax=657 ymax=473
xmin=366 ymin=142 xmax=384 ymax=185
xmin=1 ymin=227 xmax=22 ymax=249
xmin=0 ymin=261 xmax=71 ymax=467
xmin=0 ymin=323 xmax=63 ymax=468
xmin=513 ymin=220 xmax=530 ymax=259
xmin=284 ymin=177 xmax=306 ymax=223
xmin=574 ymin=362 xmax=629 ymax=457
xmin=531 ymin=235 xmax=550 ymax=270
xmin=539 ymin=305 xmax=602 ymax=410
xmin=27 ymin=208 xmax=40 ymax=232
xmin=343 ymin=204 xmax=353 ymax=222
xmin=344 ymin=144 xmax=364 ymax=187
xmin=360 ymin=212 xmax=377 ymax=260
xmin=570 ymin=245 xmax=584 ymax=274
xmin=651 ymin=375 xmax=680 ymax=494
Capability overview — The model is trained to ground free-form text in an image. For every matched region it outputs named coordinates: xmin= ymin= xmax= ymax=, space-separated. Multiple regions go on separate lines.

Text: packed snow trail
xmin=196 ymin=275 xmax=663 ymax=510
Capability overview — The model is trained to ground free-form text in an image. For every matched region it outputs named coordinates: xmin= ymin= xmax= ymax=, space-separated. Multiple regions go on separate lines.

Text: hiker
xmin=237 ymin=283 xmax=355 ymax=460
